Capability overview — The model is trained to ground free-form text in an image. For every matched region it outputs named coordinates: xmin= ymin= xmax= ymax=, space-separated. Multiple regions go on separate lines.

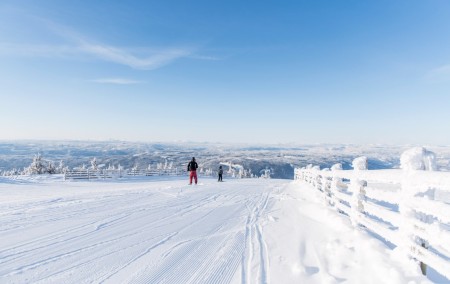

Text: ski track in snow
xmin=0 ymin=178 xmax=430 ymax=283
xmin=0 ymin=179 xmax=283 ymax=284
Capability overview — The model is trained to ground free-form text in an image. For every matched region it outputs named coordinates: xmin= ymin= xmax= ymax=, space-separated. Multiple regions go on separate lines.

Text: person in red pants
xmin=187 ymin=157 xmax=198 ymax=185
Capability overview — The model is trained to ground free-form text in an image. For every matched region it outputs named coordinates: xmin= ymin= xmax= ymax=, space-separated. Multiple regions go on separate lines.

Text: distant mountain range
xmin=1 ymin=141 xmax=449 ymax=179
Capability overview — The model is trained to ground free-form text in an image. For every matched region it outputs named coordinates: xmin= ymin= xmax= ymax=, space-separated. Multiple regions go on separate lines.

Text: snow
xmin=295 ymin=149 xmax=450 ymax=282
xmin=400 ymin=147 xmax=437 ymax=171
xmin=0 ymin=176 xmax=430 ymax=283
xmin=352 ymin=156 xmax=368 ymax=171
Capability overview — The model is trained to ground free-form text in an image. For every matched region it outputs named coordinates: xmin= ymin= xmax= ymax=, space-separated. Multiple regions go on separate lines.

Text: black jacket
xmin=188 ymin=161 xmax=198 ymax=171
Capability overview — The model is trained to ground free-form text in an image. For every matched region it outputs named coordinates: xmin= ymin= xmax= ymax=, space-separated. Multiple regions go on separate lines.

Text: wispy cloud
xmin=91 ymin=78 xmax=143 ymax=85
xmin=0 ymin=19 xmax=195 ymax=70
xmin=76 ymin=42 xmax=192 ymax=70
xmin=52 ymin=22 xmax=195 ymax=70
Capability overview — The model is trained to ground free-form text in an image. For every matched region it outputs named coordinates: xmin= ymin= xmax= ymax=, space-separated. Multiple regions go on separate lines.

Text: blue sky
xmin=1 ymin=1 xmax=450 ymax=145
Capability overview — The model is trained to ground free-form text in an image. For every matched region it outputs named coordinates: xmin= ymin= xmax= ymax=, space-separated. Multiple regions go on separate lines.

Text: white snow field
xmin=0 ymin=176 xmax=429 ymax=283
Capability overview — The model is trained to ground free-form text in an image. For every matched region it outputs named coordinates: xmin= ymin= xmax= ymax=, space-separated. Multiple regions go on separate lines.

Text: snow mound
xmin=400 ymin=147 xmax=436 ymax=171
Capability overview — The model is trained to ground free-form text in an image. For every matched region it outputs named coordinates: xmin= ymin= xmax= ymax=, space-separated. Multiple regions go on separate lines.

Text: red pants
xmin=189 ymin=171 xmax=198 ymax=184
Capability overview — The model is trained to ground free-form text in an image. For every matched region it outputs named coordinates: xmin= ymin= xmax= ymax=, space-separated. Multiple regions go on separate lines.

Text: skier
xmin=218 ymin=165 xmax=223 ymax=182
xmin=187 ymin=157 xmax=198 ymax=185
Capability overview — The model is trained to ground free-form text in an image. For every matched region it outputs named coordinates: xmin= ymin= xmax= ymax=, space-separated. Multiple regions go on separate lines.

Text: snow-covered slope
xmin=0 ymin=177 xmax=427 ymax=283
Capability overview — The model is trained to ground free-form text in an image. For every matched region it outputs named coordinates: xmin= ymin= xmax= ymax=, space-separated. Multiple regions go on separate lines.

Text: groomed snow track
xmin=0 ymin=178 xmax=282 ymax=284
xmin=0 ymin=177 xmax=428 ymax=283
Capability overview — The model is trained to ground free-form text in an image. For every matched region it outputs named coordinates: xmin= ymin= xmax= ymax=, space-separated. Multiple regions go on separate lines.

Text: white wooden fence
xmin=294 ymin=147 xmax=450 ymax=280
xmin=64 ymin=167 xmax=208 ymax=180
xmin=64 ymin=169 xmax=125 ymax=180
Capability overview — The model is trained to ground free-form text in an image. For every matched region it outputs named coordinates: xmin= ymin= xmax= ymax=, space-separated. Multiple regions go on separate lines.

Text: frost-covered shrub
xmin=25 ymin=154 xmax=47 ymax=175
xmin=22 ymin=154 xmax=61 ymax=175
xmin=46 ymin=162 xmax=56 ymax=174
xmin=57 ymin=160 xmax=68 ymax=174
xmin=2 ymin=168 xmax=22 ymax=176
xmin=352 ymin=156 xmax=368 ymax=171
xmin=91 ymin=158 xmax=98 ymax=171
xmin=400 ymin=147 xmax=436 ymax=171
xmin=331 ymin=163 xmax=342 ymax=171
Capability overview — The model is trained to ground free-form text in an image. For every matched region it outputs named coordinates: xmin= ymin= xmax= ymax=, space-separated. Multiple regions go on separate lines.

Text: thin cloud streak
xmin=0 ymin=41 xmax=192 ymax=70
xmin=46 ymin=21 xmax=196 ymax=70
xmin=77 ymin=41 xmax=191 ymax=70
xmin=0 ymin=19 xmax=195 ymax=70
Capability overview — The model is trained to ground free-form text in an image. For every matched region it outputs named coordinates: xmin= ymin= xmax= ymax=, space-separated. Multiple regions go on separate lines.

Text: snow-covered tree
xmin=260 ymin=168 xmax=271 ymax=179
xmin=47 ymin=161 xmax=56 ymax=174
xmin=25 ymin=154 xmax=47 ymax=175
xmin=3 ymin=168 xmax=21 ymax=176
xmin=90 ymin=158 xmax=98 ymax=171
xmin=57 ymin=160 xmax=68 ymax=174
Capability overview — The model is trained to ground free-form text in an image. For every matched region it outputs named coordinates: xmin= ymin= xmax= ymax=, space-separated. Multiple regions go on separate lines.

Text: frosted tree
xmin=26 ymin=153 xmax=46 ymax=175
xmin=131 ymin=164 xmax=139 ymax=175
xmin=57 ymin=160 xmax=69 ymax=174
xmin=90 ymin=158 xmax=98 ymax=171
xmin=3 ymin=168 xmax=21 ymax=176
xmin=260 ymin=168 xmax=271 ymax=179
xmin=47 ymin=162 xmax=56 ymax=174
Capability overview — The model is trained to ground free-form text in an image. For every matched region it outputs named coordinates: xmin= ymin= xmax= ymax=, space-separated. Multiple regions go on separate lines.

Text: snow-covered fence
xmin=129 ymin=168 xmax=182 ymax=176
xmin=65 ymin=168 xmax=187 ymax=180
xmin=64 ymin=169 xmax=124 ymax=180
xmin=294 ymin=147 xmax=450 ymax=280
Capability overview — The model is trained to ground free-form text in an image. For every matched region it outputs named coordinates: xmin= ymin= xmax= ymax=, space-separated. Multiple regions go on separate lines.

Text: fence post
xmin=330 ymin=163 xmax=343 ymax=210
xmin=312 ymin=166 xmax=320 ymax=191
xmin=349 ymin=157 xmax=368 ymax=227
xmin=321 ymin=169 xmax=332 ymax=206
xmin=399 ymin=147 xmax=437 ymax=276
xmin=305 ymin=164 xmax=312 ymax=184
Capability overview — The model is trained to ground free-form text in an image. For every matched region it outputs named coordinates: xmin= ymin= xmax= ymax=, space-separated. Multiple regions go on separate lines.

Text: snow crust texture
xmin=0 ymin=177 xmax=428 ymax=283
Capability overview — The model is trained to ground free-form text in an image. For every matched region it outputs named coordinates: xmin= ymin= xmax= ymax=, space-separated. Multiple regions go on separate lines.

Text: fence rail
xmin=294 ymin=147 xmax=450 ymax=280
xmin=64 ymin=168 xmax=186 ymax=180
xmin=63 ymin=168 xmax=220 ymax=180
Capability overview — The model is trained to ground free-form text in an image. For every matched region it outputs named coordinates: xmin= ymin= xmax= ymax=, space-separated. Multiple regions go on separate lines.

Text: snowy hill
xmin=0 ymin=176 xmax=430 ymax=283
xmin=2 ymin=141 xmax=450 ymax=179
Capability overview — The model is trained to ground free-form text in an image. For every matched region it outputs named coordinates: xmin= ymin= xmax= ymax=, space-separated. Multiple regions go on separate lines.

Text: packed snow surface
xmin=0 ymin=177 xmax=428 ymax=283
